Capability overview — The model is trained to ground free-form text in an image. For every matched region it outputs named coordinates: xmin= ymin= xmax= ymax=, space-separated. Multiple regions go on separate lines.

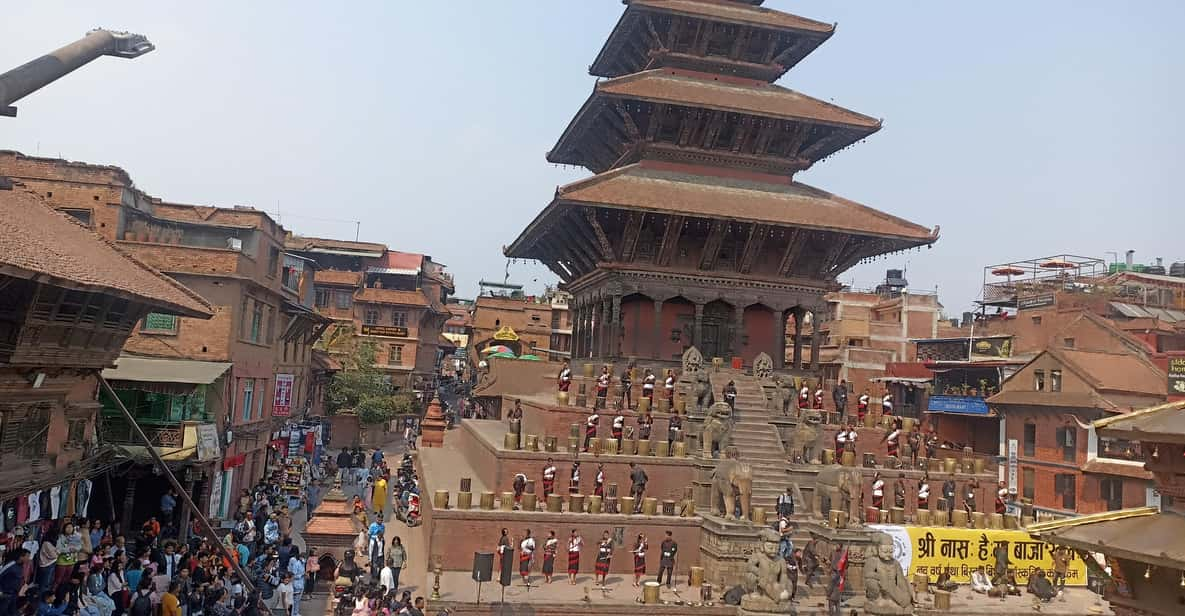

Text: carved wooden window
xmin=0 ymin=401 xmax=52 ymax=458
xmin=65 ymin=418 xmax=88 ymax=450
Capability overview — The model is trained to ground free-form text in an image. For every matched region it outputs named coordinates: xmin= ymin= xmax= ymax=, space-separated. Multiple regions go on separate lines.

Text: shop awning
xmin=102 ymin=356 xmax=232 ymax=385
xmin=870 ymin=376 xmax=931 ymax=385
xmin=926 ymin=394 xmax=992 ymax=416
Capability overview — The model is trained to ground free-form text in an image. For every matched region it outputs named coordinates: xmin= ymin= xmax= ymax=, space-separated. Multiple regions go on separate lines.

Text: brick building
xmin=0 ymin=151 xmax=332 ymax=522
xmin=286 ymin=237 xmax=453 ymax=397
xmin=467 ymin=283 xmax=571 ymax=363
xmin=988 ymin=347 xmax=1164 ymax=517
xmin=0 ymin=182 xmax=212 ymax=525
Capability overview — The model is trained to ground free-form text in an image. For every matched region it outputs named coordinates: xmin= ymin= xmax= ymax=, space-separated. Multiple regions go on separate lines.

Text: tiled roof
xmin=552 ymin=163 xmax=934 ymax=241
xmin=1080 ymin=459 xmax=1153 ymax=480
xmin=355 ymin=287 xmax=429 ymax=307
xmin=629 ymin=0 xmax=835 ymax=33
xmin=0 ymin=187 xmax=213 ymax=318
xmin=371 ymin=251 xmax=423 ymax=272
xmin=1095 ymin=399 xmax=1185 ymax=442
xmin=286 ymin=235 xmax=387 ymax=254
xmin=314 ymin=270 xmax=362 ymax=286
xmin=597 ymin=69 xmax=880 ymax=128
xmin=1033 ymin=510 xmax=1185 ymax=569
xmin=1057 ymin=348 xmax=1165 ymax=397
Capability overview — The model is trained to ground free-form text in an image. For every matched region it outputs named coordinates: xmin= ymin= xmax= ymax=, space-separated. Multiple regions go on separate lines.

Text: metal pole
xmin=98 ymin=376 xmax=260 ymax=596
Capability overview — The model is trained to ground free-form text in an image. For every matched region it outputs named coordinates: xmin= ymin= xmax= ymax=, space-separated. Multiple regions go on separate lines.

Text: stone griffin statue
xmin=710 ymin=447 xmax=752 ymax=522
xmin=742 ymin=528 xmax=792 ymax=612
xmin=787 ymin=410 xmax=824 ymax=464
xmin=693 ymin=371 xmax=713 ymax=411
xmin=864 ymin=533 xmax=914 ymax=615
xmin=700 ymin=402 xmax=733 ymax=458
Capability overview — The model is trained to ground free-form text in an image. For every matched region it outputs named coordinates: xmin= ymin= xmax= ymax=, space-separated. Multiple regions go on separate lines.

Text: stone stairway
xmin=707 ymin=370 xmax=790 ymax=514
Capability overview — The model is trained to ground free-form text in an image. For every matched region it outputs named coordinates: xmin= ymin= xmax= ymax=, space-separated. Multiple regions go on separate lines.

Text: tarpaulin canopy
xmin=102 ymin=355 xmax=232 ymax=385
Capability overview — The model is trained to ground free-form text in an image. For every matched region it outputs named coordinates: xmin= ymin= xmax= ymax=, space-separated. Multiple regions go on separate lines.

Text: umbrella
xmin=518 ymin=354 xmax=542 ymax=361
xmin=991 ymin=266 xmax=1025 ymax=277
xmin=489 ymin=351 xmax=517 ymax=359
xmin=1039 ymin=259 xmax=1075 ymax=269
xmin=482 ymin=345 xmax=512 ymax=354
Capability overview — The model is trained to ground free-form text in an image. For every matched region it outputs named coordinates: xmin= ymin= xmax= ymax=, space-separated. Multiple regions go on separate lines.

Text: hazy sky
xmin=3 ymin=1 xmax=1181 ymax=314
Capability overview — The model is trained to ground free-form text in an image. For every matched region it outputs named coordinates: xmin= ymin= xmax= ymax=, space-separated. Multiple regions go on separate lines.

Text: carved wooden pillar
xmin=121 ymin=475 xmax=138 ymax=537
xmin=730 ymin=304 xmax=745 ymax=359
xmin=610 ymin=294 xmax=622 ymax=359
xmin=589 ymin=298 xmax=599 ymax=360
xmin=810 ymin=308 xmax=823 ymax=371
xmin=577 ymin=300 xmax=588 ymax=359
xmin=693 ymin=302 xmax=705 ymax=353
xmin=792 ymin=307 xmax=804 ymax=370
xmin=777 ymin=309 xmax=788 ymax=369
xmin=599 ymin=297 xmax=611 ymax=358
xmin=571 ymin=299 xmax=582 ymax=359
xmin=652 ymin=299 xmax=665 ymax=361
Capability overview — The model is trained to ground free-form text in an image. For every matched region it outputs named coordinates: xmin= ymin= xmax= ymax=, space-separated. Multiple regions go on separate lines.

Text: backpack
xmin=130 ymin=591 xmax=154 ymax=616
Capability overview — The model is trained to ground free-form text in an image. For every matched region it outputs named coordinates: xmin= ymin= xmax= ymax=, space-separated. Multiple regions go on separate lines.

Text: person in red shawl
xmin=557 ymin=361 xmax=572 ymax=392
xmin=595 ymin=531 xmax=613 ymax=587
xmin=566 ymin=529 xmax=583 ymax=585
xmin=632 ymin=533 xmax=647 ymax=587
xmin=541 ymin=458 xmax=557 ymax=497
xmin=593 ymin=464 xmax=605 ymax=497
xmin=584 ymin=412 xmax=599 ymax=452
xmin=995 ymin=480 xmax=1008 ymax=515
xmin=519 ymin=529 xmax=536 ymax=585
xmin=542 ymin=530 xmax=559 ymax=584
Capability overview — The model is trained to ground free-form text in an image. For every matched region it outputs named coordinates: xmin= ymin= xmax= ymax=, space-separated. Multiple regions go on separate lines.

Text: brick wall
xmin=424 ymin=507 xmax=703 ymax=575
xmin=452 ymin=420 xmax=696 ymax=502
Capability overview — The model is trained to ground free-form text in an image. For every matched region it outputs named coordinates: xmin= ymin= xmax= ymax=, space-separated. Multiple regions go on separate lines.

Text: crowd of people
xmin=0 ymin=474 xmax=323 ymax=616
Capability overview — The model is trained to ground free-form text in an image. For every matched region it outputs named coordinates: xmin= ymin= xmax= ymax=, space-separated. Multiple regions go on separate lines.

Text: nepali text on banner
xmin=869 ymin=524 xmax=1087 ymax=586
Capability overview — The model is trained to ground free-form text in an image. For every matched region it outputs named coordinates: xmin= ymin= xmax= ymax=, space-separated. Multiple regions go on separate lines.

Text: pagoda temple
xmin=506 ymin=0 xmax=939 ymax=368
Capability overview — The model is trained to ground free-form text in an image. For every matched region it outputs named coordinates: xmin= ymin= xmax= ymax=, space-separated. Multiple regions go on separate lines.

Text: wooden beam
xmin=777 ymin=228 xmax=805 ymax=276
xmin=694 ymin=22 xmax=711 ymax=56
xmin=539 ymin=236 xmax=581 ymax=278
xmin=817 ymin=234 xmax=850 ymax=278
xmin=800 ymin=128 xmax=856 ymax=161
xmin=645 ymin=16 xmax=668 ymax=51
xmin=830 ymin=237 xmax=869 ymax=276
xmin=554 ymin=222 xmax=596 ymax=272
xmin=738 ymin=223 xmax=768 ymax=274
xmin=762 ymin=32 xmax=781 ymax=64
xmin=730 ymin=116 xmax=754 ymax=153
xmin=583 ymin=208 xmax=616 ymax=261
xmin=613 ymin=101 xmax=642 ymax=140
xmin=564 ymin=213 xmax=609 ymax=265
xmin=752 ymin=121 xmax=776 ymax=156
xmin=729 ymin=26 xmax=751 ymax=60
xmin=656 ymin=215 xmax=685 ymax=267
xmin=701 ymin=111 xmax=726 ymax=149
xmin=677 ymin=108 xmax=699 ymax=147
xmin=698 ymin=219 xmax=728 ymax=270
xmin=782 ymin=123 xmax=811 ymax=158
xmin=645 ymin=103 xmax=667 ymax=141
xmin=619 ymin=212 xmax=646 ymax=262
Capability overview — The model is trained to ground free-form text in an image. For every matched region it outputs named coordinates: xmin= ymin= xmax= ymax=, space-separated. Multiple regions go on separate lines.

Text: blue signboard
xmin=926 ymin=395 xmax=991 ymax=415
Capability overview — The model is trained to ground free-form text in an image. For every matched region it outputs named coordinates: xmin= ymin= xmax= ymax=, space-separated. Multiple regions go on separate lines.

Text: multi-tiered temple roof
xmin=506 ymin=0 xmax=938 ymax=366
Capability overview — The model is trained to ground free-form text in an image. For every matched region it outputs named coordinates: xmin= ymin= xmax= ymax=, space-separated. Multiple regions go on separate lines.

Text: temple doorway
xmin=700 ymin=300 xmax=733 ymax=360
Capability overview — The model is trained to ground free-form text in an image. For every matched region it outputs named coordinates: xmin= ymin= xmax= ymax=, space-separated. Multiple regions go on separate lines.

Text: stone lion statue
xmin=693 ymin=372 xmax=713 ymax=411
xmin=787 ymin=411 xmax=824 ymax=463
xmin=710 ymin=449 xmax=753 ymax=522
xmin=742 ymin=529 xmax=792 ymax=611
xmin=864 ymin=533 xmax=914 ymax=615
xmin=700 ymin=402 xmax=733 ymax=458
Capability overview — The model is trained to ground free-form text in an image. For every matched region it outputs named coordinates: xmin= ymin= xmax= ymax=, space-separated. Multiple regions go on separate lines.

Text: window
xmin=1050 ymin=369 xmax=1062 ymax=392
xmin=391 ymin=311 xmax=407 ymax=327
xmin=65 ymin=418 xmax=87 ymax=449
xmin=315 ymin=288 xmax=330 ymax=308
xmin=1023 ymin=422 xmax=1036 ymax=457
xmin=1100 ymin=478 xmax=1124 ymax=511
xmin=1022 ymin=467 xmax=1035 ymax=500
xmin=1063 ymin=338 xmax=1075 ymax=349
xmin=1054 ymin=473 xmax=1076 ymax=510
xmin=389 ymin=344 xmax=404 ymax=365
xmin=1034 ymin=369 xmax=1045 ymax=391
xmin=1032 ymin=316 xmax=1042 ymax=325
xmin=142 ymin=312 xmax=179 ymax=335
xmin=364 ymin=309 xmax=380 ymax=326
xmin=256 ymin=379 xmax=266 ymax=419
xmin=281 ymin=255 xmax=304 ymax=292
xmin=334 ymin=290 xmax=352 ymax=309
xmin=62 ymin=209 xmax=92 ymax=227
xmin=240 ymin=379 xmax=254 ymax=422
xmin=267 ymin=247 xmax=280 ymax=278
xmin=1056 ymin=426 xmax=1076 ymax=462
xmin=249 ymin=302 xmax=263 ymax=343
xmin=0 ymin=401 xmax=51 ymax=458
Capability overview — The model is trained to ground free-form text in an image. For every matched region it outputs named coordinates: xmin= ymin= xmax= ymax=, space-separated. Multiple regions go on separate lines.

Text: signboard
xmin=870 ymin=525 xmax=1087 ymax=586
xmin=208 ymin=470 xmax=224 ymax=519
xmin=1168 ymin=357 xmax=1185 ymax=397
xmin=273 ymin=374 xmax=294 ymax=417
xmin=1017 ymin=294 xmax=1056 ymax=311
xmin=196 ymin=424 xmax=221 ymax=462
xmin=970 ymin=337 xmax=1012 ymax=358
xmin=926 ymin=395 xmax=991 ymax=415
xmin=361 ymin=325 xmax=408 ymax=338
xmin=493 ymin=325 xmax=519 ymax=341
xmin=1007 ymin=439 xmax=1018 ymax=493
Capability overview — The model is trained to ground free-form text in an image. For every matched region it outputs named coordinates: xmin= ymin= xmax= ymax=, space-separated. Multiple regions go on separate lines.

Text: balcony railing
xmin=100 ymin=416 xmax=185 ymax=448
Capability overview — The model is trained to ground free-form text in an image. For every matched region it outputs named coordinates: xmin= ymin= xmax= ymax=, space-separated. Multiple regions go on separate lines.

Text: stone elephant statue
xmin=701 ymin=402 xmax=732 ymax=458
xmin=711 ymin=456 xmax=753 ymax=522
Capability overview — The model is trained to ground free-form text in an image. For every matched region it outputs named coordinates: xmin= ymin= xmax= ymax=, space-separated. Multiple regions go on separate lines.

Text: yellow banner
xmin=872 ymin=525 xmax=1087 ymax=586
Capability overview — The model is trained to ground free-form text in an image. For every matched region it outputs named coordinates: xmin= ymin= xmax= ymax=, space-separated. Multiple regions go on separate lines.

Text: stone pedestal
xmin=420 ymin=396 xmax=448 ymax=448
